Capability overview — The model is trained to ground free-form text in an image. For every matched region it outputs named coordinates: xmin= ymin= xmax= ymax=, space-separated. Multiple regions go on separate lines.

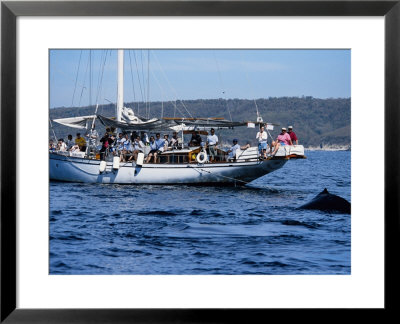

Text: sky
xmin=49 ymin=49 xmax=350 ymax=109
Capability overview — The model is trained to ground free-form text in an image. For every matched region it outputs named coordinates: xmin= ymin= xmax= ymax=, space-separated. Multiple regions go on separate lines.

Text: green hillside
xmin=49 ymin=97 xmax=351 ymax=148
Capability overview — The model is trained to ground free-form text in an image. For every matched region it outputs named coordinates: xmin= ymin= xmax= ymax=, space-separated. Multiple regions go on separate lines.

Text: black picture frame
xmin=1 ymin=0 xmax=399 ymax=322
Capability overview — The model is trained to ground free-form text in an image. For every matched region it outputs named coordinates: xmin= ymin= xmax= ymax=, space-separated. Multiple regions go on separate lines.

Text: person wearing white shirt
xmin=57 ymin=139 xmax=67 ymax=152
xmin=129 ymin=136 xmax=145 ymax=162
xmin=116 ymin=133 xmax=125 ymax=154
xmin=227 ymin=139 xmax=250 ymax=161
xmin=256 ymin=126 xmax=268 ymax=159
xmin=206 ymin=128 xmax=219 ymax=162
xmin=169 ymin=132 xmax=179 ymax=149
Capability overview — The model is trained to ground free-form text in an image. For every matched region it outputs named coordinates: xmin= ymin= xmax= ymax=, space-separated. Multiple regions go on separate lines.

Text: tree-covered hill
xmin=49 ymin=97 xmax=350 ymax=148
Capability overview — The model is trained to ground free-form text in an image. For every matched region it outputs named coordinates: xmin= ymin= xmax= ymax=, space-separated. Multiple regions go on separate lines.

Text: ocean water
xmin=49 ymin=150 xmax=351 ymax=275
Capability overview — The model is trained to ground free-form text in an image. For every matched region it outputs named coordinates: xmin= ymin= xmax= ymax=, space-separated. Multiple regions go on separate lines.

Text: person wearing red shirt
xmin=288 ymin=126 xmax=298 ymax=145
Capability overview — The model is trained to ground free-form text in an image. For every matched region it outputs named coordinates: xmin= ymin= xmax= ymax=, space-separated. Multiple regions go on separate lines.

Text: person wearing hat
xmin=271 ymin=127 xmax=292 ymax=156
xmin=227 ymin=139 xmax=250 ymax=161
xmin=287 ymin=126 xmax=298 ymax=145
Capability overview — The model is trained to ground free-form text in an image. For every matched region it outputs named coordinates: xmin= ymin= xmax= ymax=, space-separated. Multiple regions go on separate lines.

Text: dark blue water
xmin=49 ymin=151 xmax=351 ymax=275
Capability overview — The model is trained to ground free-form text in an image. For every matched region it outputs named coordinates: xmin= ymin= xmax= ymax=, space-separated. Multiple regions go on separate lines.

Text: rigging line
xmin=150 ymin=51 xmax=193 ymax=118
xmin=140 ymin=50 xmax=147 ymax=117
xmin=89 ymin=50 xmax=92 ymax=108
xmin=212 ymin=51 xmax=233 ymax=122
xmin=78 ymin=51 xmax=91 ymax=112
xmin=240 ymin=52 xmax=261 ymax=120
xmin=147 ymin=50 xmax=150 ymax=119
xmin=128 ymin=50 xmax=137 ymax=114
xmin=149 ymin=63 xmax=168 ymax=119
xmin=95 ymin=50 xmax=107 ymax=104
xmin=49 ymin=118 xmax=58 ymax=142
xmin=71 ymin=50 xmax=83 ymax=107
xmin=172 ymin=100 xmax=187 ymax=118
xmin=133 ymin=50 xmax=145 ymax=116
xmin=93 ymin=50 xmax=109 ymax=126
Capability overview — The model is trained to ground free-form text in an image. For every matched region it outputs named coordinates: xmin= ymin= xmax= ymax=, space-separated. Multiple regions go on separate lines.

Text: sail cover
xmin=97 ymin=115 xmax=250 ymax=132
xmin=52 ymin=115 xmax=96 ymax=129
xmin=53 ymin=110 xmax=259 ymax=132
xmin=96 ymin=115 xmax=176 ymax=131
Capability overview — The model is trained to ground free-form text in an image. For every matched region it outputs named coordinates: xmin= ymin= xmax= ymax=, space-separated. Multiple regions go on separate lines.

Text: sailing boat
xmin=49 ymin=50 xmax=305 ymax=185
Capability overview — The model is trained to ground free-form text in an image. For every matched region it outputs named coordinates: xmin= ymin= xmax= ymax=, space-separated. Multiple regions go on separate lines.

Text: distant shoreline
xmin=305 ymin=145 xmax=351 ymax=151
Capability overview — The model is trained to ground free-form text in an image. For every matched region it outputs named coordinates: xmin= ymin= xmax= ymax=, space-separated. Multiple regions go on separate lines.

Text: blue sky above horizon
xmin=49 ymin=49 xmax=350 ymax=109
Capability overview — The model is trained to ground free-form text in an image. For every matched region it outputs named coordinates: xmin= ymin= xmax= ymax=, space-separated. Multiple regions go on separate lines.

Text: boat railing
xmin=50 ymin=144 xmax=267 ymax=163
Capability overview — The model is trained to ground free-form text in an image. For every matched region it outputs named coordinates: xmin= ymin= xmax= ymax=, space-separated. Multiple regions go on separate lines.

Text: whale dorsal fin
xmin=323 ymin=188 xmax=329 ymax=194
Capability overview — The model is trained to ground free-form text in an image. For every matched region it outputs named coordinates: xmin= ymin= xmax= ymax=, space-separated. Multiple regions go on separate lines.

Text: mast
xmin=117 ymin=49 xmax=124 ymax=122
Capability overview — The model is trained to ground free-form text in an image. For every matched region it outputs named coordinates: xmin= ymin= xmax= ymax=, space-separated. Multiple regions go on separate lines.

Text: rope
xmin=78 ymin=51 xmax=91 ymax=109
xmin=212 ymin=51 xmax=232 ymax=121
xmin=71 ymin=50 xmax=82 ymax=107
xmin=147 ymin=50 xmax=150 ymax=119
xmin=150 ymin=51 xmax=194 ymax=118
xmin=127 ymin=51 xmax=137 ymax=113
xmin=188 ymin=164 xmax=250 ymax=185
xmin=140 ymin=50 xmax=147 ymax=117
xmin=133 ymin=50 xmax=145 ymax=116
xmin=49 ymin=118 xmax=58 ymax=142
xmin=240 ymin=52 xmax=261 ymax=120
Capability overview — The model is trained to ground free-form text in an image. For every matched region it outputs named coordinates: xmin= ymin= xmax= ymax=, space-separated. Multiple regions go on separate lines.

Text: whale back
xmin=299 ymin=188 xmax=351 ymax=214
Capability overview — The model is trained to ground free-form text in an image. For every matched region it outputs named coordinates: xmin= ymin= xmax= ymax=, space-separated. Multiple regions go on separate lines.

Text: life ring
xmin=196 ymin=151 xmax=208 ymax=164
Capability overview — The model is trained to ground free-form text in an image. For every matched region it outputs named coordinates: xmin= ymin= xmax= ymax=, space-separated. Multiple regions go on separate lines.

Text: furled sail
xmin=52 ymin=115 xmax=96 ymax=129
xmin=96 ymin=114 xmax=175 ymax=131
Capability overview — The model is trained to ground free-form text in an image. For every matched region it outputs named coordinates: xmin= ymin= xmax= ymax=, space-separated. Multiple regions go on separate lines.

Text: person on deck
xmin=256 ymin=126 xmax=268 ymax=159
xmin=66 ymin=134 xmax=74 ymax=151
xmin=140 ymin=131 xmax=149 ymax=146
xmin=49 ymin=139 xmax=56 ymax=151
xmin=152 ymin=133 xmax=165 ymax=163
xmin=129 ymin=136 xmax=145 ymax=161
xmin=163 ymin=134 xmax=170 ymax=151
xmin=56 ymin=139 xmax=67 ymax=152
xmin=271 ymin=127 xmax=293 ymax=156
xmin=288 ymin=126 xmax=298 ymax=145
xmin=169 ymin=131 xmax=179 ymax=149
xmin=116 ymin=133 xmax=125 ymax=155
xmin=108 ymin=134 xmax=116 ymax=155
xmin=99 ymin=133 xmax=114 ymax=160
xmin=145 ymin=136 xmax=157 ymax=163
xmin=206 ymin=128 xmax=219 ymax=162
xmin=189 ymin=131 xmax=203 ymax=147
xmin=227 ymin=139 xmax=250 ymax=161
xmin=119 ymin=133 xmax=133 ymax=162
xmin=75 ymin=133 xmax=87 ymax=152
xmin=86 ymin=124 xmax=99 ymax=152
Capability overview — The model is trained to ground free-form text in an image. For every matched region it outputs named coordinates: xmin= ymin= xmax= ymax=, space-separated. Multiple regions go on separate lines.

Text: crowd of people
xmin=49 ymin=126 xmax=184 ymax=163
xmin=49 ymin=124 xmax=299 ymax=162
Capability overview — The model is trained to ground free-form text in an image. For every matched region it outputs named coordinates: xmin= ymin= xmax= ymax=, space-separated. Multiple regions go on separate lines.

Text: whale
xmin=299 ymin=188 xmax=351 ymax=214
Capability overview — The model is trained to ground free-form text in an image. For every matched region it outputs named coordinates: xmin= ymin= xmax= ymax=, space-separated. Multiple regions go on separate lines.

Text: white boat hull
xmin=49 ymin=153 xmax=287 ymax=185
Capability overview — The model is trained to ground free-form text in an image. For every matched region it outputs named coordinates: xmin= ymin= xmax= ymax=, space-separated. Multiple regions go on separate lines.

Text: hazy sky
xmin=49 ymin=49 xmax=350 ymax=109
